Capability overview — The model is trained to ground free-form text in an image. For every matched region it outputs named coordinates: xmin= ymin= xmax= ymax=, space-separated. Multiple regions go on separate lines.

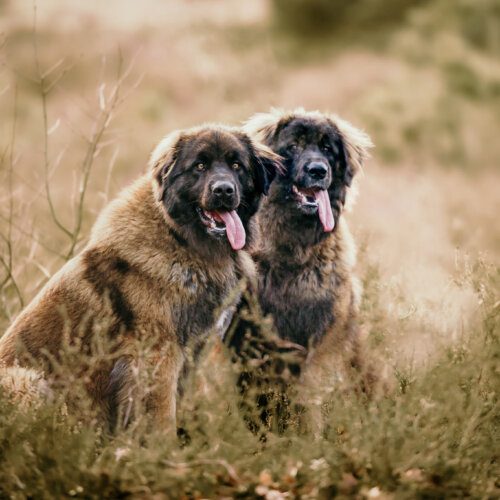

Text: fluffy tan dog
xmin=0 ymin=124 xmax=281 ymax=429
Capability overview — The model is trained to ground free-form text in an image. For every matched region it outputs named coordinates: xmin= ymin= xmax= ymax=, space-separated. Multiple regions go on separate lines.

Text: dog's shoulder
xmin=89 ymin=173 xmax=165 ymax=250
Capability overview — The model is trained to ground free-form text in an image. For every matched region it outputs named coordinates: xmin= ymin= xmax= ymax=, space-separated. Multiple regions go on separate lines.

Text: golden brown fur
xmin=0 ymin=124 xmax=281 ymax=429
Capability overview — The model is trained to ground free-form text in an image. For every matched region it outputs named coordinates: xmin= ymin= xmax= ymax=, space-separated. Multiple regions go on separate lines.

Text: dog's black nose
xmin=212 ymin=181 xmax=235 ymax=199
xmin=306 ymin=163 xmax=328 ymax=180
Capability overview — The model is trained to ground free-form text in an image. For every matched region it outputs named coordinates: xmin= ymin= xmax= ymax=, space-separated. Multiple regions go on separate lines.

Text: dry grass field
xmin=0 ymin=0 xmax=499 ymax=498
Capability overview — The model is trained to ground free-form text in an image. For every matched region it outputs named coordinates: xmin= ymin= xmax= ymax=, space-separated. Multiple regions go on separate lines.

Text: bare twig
xmin=65 ymin=54 xmax=142 ymax=259
xmin=30 ymin=5 xmax=140 ymax=261
xmin=0 ymin=256 xmax=24 ymax=308
xmin=103 ymin=146 xmax=119 ymax=206
xmin=32 ymin=4 xmax=73 ymax=240
xmin=0 ymin=212 xmax=65 ymax=259
xmin=0 ymin=86 xmax=24 ymax=308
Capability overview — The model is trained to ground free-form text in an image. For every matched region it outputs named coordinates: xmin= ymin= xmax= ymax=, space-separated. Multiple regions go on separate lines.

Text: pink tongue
xmin=314 ymin=190 xmax=335 ymax=232
xmin=215 ymin=210 xmax=246 ymax=250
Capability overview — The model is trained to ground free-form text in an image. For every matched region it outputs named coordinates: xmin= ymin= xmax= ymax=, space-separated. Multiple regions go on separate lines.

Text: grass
xmin=1 ymin=0 xmax=499 ymax=498
xmin=0 ymin=262 xmax=498 ymax=498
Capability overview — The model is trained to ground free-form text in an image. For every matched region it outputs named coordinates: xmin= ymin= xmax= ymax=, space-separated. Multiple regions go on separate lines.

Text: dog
xmin=0 ymin=123 xmax=282 ymax=430
xmin=225 ymin=109 xmax=374 ymax=431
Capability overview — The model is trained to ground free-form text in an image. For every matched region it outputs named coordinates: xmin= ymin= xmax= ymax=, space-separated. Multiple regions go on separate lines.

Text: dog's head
xmin=245 ymin=108 xmax=372 ymax=234
xmin=150 ymin=124 xmax=282 ymax=254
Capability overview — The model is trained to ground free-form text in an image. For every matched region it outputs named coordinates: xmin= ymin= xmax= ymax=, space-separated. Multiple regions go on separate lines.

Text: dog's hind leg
xmin=105 ymin=340 xmax=184 ymax=431
xmin=107 ymin=356 xmax=136 ymax=431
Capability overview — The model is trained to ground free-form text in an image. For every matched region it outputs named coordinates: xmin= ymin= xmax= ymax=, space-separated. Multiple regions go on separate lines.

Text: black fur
xmin=226 ymin=113 xmax=366 ymax=433
xmin=225 ymin=290 xmax=307 ymax=437
xmin=263 ymin=116 xmax=352 ymax=249
xmin=172 ymin=288 xmax=229 ymax=349
xmin=82 ymin=249 xmax=136 ymax=334
xmin=254 ymin=115 xmax=356 ymax=342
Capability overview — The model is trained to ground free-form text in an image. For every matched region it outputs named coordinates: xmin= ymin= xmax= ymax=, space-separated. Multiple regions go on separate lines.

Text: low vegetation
xmin=0 ymin=0 xmax=499 ymax=497
xmin=0 ymin=261 xmax=498 ymax=498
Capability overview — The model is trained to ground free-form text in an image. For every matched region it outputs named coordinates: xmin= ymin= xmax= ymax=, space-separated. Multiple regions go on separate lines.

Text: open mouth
xmin=291 ymin=185 xmax=319 ymax=208
xmin=197 ymin=207 xmax=246 ymax=250
xmin=290 ymin=185 xmax=335 ymax=232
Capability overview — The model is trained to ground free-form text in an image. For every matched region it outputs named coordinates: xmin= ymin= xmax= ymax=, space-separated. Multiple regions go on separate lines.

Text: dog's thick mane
xmin=244 ymin=108 xmax=373 ymax=214
xmin=244 ymin=107 xmax=373 ymax=172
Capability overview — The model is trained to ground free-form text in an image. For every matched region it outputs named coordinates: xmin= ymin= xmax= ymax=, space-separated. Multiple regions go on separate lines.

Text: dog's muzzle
xmin=199 ymin=178 xmax=245 ymax=249
xmin=289 ymin=158 xmax=335 ymax=232
xmin=207 ymin=179 xmax=239 ymax=211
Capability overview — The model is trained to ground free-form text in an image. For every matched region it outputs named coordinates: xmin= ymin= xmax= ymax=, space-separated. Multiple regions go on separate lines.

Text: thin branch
xmin=0 ymin=212 xmax=65 ymax=259
xmin=65 ymin=54 xmax=141 ymax=259
xmin=29 ymin=8 xmax=140 ymax=260
xmin=32 ymin=3 xmax=73 ymax=240
xmin=44 ymin=63 xmax=73 ymax=94
xmin=103 ymin=146 xmax=119 ymax=205
xmin=7 ymin=86 xmax=17 ymax=257
xmin=65 ymin=100 xmax=116 ymax=259
xmin=0 ymin=84 xmax=24 ymax=309
xmin=0 ymin=255 xmax=24 ymax=308
xmin=41 ymin=56 xmax=64 ymax=80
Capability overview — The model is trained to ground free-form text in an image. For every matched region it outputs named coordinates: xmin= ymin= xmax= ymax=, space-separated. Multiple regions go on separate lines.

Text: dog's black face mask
xmin=155 ymin=127 xmax=280 ymax=256
xmin=265 ymin=116 xmax=353 ymax=235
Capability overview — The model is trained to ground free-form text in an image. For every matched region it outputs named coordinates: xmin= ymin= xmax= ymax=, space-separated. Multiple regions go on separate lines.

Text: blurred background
xmin=0 ymin=0 xmax=499 ymax=367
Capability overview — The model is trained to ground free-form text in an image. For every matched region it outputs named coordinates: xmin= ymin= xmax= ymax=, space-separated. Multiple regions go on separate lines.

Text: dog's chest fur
xmin=80 ymin=176 xmax=242 ymax=348
xmin=167 ymin=262 xmax=238 ymax=346
xmin=84 ymin=247 xmax=239 ymax=347
xmin=255 ymin=240 xmax=344 ymax=347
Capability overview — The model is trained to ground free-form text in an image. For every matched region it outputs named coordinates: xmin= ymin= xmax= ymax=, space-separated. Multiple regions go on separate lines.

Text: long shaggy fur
xmin=227 ymin=109 xmax=374 ymax=431
xmin=0 ymin=123 xmax=282 ymax=430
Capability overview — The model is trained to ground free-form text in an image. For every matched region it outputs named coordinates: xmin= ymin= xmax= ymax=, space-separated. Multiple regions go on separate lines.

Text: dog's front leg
xmin=146 ymin=341 xmax=184 ymax=428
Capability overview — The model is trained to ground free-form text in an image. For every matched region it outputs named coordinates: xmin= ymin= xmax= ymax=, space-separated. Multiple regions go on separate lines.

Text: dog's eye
xmin=232 ymin=162 xmax=241 ymax=170
xmin=289 ymin=144 xmax=298 ymax=152
xmin=195 ymin=163 xmax=206 ymax=171
xmin=322 ymin=145 xmax=332 ymax=153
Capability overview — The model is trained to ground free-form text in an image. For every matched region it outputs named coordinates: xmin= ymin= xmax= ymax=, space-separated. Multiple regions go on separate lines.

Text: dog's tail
xmin=0 ymin=365 xmax=51 ymax=408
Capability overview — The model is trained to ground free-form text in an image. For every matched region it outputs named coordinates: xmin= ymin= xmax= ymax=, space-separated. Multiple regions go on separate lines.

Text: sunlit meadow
xmin=0 ymin=1 xmax=499 ymax=497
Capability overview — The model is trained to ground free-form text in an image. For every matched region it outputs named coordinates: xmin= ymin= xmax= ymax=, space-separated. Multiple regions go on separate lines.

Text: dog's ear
xmin=149 ymin=131 xmax=185 ymax=202
xmin=328 ymin=115 xmax=373 ymax=187
xmin=251 ymin=142 xmax=284 ymax=196
xmin=244 ymin=108 xmax=294 ymax=147
xmin=336 ymin=137 xmax=355 ymax=187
